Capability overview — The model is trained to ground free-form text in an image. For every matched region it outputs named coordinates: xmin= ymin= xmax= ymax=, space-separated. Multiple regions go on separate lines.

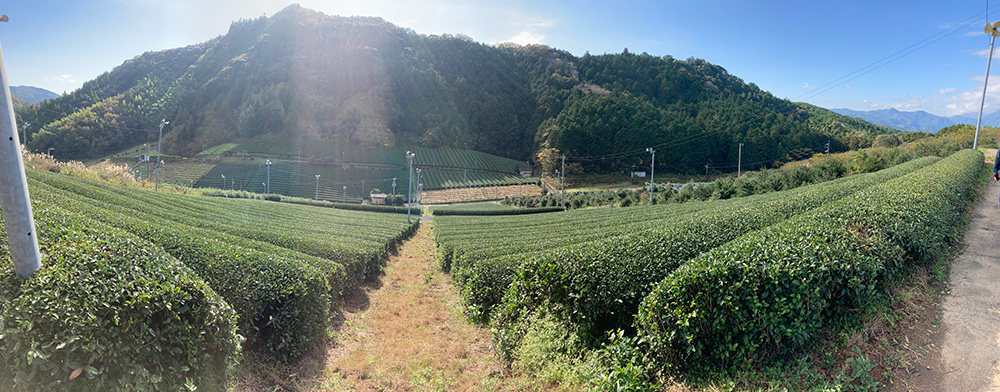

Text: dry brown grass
xmin=231 ymin=222 xmax=552 ymax=391
xmin=421 ymin=184 xmax=542 ymax=204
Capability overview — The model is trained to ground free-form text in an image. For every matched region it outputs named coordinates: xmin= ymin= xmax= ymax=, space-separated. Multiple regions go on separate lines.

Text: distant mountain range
xmin=830 ymin=107 xmax=1000 ymax=133
xmin=10 ymin=86 xmax=59 ymax=104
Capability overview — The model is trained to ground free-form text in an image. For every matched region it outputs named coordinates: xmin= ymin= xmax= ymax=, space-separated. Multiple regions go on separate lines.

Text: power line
xmin=794 ymin=3 xmax=1000 ymax=102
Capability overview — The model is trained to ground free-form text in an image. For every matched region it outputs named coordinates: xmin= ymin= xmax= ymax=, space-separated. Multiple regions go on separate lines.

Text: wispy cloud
xmin=47 ymin=75 xmax=78 ymax=83
xmin=505 ymin=31 xmax=545 ymax=45
xmin=802 ymin=82 xmax=813 ymax=90
xmin=938 ymin=87 xmax=955 ymax=94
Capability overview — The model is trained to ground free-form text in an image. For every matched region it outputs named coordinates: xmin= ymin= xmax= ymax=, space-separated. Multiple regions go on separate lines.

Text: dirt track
xmin=913 ymin=177 xmax=1000 ymax=391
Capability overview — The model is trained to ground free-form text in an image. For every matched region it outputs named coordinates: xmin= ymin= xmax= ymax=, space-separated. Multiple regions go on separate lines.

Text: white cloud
xmin=972 ymin=48 xmax=996 ymax=58
xmin=938 ymin=87 xmax=955 ymax=94
xmin=802 ymin=82 xmax=812 ymax=90
xmin=47 ymin=75 xmax=78 ymax=83
xmin=504 ymin=31 xmax=545 ymax=45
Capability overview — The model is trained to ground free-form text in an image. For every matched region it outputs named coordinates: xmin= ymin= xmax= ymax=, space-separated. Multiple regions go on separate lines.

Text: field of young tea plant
xmin=0 ymin=169 xmax=418 ymax=390
xmin=432 ymin=150 xmax=983 ymax=384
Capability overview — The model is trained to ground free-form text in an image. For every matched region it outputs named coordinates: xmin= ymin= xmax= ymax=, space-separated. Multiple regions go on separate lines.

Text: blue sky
xmin=1 ymin=0 xmax=998 ymax=117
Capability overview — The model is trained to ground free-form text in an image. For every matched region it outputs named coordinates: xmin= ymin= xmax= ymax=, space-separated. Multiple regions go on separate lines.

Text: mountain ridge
xmin=830 ymin=107 xmax=1000 ymax=133
xmin=18 ymin=4 xmax=896 ymax=175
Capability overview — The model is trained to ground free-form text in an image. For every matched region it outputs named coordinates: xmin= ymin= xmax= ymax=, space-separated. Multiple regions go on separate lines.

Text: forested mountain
xmin=10 ymin=86 xmax=59 ymax=104
xmin=17 ymin=5 xmax=895 ymax=174
xmin=831 ymin=107 xmax=958 ymax=133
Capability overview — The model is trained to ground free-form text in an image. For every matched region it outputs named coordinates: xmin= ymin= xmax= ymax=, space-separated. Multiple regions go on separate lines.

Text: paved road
xmin=933 ymin=179 xmax=1000 ymax=391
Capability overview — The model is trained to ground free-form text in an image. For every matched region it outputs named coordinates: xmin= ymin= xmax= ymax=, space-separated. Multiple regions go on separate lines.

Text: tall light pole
xmin=646 ymin=147 xmax=655 ymax=206
xmin=415 ymin=168 xmax=422 ymax=204
xmin=738 ymin=143 xmax=744 ymax=178
xmin=975 ymin=21 xmax=1000 ymax=149
xmin=221 ymin=174 xmax=226 ymax=190
xmin=266 ymin=159 xmax=271 ymax=196
xmin=315 ymin=174 xmax=321 ymax=200
xmin=406 ymin=151 xmax=415 ymax=223
xmin=155 ymin=119 xmax=168 ymax=191
xmin=343 ymin=185 xmax=347 ymax=204
xmin=392 ymin=177 xmax=397 ymax=195
xmin=20 ymin=121 xmax=26 ymax=146
xmin=0 ymin=15 xmax=42 ymax=279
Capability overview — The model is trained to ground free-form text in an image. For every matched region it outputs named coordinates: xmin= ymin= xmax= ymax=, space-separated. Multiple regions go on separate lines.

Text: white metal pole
xmin=975 ymin=34 xmax=997 ymax=150
xmin=155 ymin=119 xmax=168 ymax=191
xmin=406 ymin=151 xmax=415 ymax=222
xmin=315 ymin=174 xmax=320 ymax=200
xmin=738 ymin=143 xmax=743 ymax=177
xmin=647 ymin=147 xmax=655 ymax=206
xmin=0 ymin=36 xmax=41 ymax=279
xmin=266 ymin=159 xmax=271 ymax=196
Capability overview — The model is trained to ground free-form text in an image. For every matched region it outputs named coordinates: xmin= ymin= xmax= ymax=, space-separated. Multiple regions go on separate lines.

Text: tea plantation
xmin=432 ymin=150 xmax=983 ymax=379
xmin=0 ymin=169 xmax=418 ymax=390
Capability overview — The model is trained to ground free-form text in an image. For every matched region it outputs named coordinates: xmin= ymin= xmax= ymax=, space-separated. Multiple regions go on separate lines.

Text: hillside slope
xmin=19 ymin=5 xmax=895 ymax=175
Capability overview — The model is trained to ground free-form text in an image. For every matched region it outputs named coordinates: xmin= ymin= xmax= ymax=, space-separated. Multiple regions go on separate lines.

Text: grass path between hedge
xmin=319 ymin=220 xmax=547 ymax=391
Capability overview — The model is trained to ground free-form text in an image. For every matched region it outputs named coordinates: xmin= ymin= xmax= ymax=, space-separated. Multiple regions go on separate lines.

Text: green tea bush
xmin=27 ymin=176 xmax=331 ymax=362
xmin=0 ymin=201 xmax=241 ymax=391
xmin=636 ymin=149 xmax=982 ymax=372
xmin=490 ymin=157 xmax=938 ymax=355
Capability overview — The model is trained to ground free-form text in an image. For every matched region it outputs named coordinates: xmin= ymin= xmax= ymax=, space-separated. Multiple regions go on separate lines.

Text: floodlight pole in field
xmin=415 ymin=168 xmax=421 ymax=204
xmin=0 ymin=18 xmax=42 ymax=279
xmin=738 ymin=143 xmax=743 ymax=178
xmin=975 ymin=22 xmax=1000 ymax=149
xmin=315 ymin=174 xmax=320 ymax=200
xmin=221 ymin=174 xmax=226 ymax=190
xmin=266 ymin=159 xmax=271 ymax=196
xmin=155 ymin=119 xmax=168 ymax=191
xmin=560 ymin=154 xmax=566 ymax=208
xmin=406 ymin=151 xmax=415 ymax=223
xmin=647 ymin=147 xmax=655 ymax=206
xmin=343 ymin=185 xmax=347 ymax=204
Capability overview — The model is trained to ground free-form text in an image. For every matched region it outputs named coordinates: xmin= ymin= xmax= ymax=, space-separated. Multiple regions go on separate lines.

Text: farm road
xmin=915 ymin=176 xmax=1000 ymax=391
xmin=323 ymin=219 xmax=530 ymax=391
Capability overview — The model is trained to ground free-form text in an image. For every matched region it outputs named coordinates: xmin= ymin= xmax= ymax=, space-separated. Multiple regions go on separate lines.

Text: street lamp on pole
xmin=415 ymin=168 xmax=421 ymax=204
xmin=975 ymin=21 xmax=1000 ymax=149
xmin=406 ymin=151 xmax=415 ymax=223
xmin=155 ymin=119 xmax=168 ymax=191
xmin=646 ymin=147 xmax=655 ymax=206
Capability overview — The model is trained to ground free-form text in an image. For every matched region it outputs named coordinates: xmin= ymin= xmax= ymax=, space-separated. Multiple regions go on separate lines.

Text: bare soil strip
xmin=320 ymin=220 xmax=525 ymax=391
xmin=906 ymin=177 xmax=1000 ymax=391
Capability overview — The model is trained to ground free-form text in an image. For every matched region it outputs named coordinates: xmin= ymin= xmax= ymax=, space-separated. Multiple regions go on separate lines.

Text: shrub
xmin=0 ymin=202 xmax=241 ymax=391
xmin=636 ymin=150 xmax=982 ymax=372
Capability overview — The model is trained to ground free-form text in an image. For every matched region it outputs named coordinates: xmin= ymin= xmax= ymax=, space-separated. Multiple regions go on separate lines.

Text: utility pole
xmin=415 ymin=168 xmax=422 ymax=204
xmin=705 ymin=162 xmax=709 ymax=176
xmin=738 ymin=143 xmax=743 ymax=177
xmin=976 ymin=21 xmax=1000 ymax=149
xmin=221 ymin=174 xmax=226 ymax=190
xmin=315 ymin=174 xmax=320 ymax=200
xmin=266 ymin=159 xmax=271 ymax=196
xmin=343 ymin=185 xmax=347 ymax=204
xmin=406 ymin=151 xmax=415 ymax=223
xmin=361 ymin=180 xmax=365 ymax=201
xmin=155 ymin=119 xmax=168 ymax=191
xmin=646 ymin=147 xmax=655 ymax=206
xmin=560 ymin=154 xmax=566 ymax=208
xmin=20 ymin=121 xmax=26 ymax=146
xmin=392 ymin=177 xmax=397 ymax=195
xmin=825 ymin=141 xmax=830 ymax=154
xmin=554 ymin=169 xmax=560 ymax=205
xmin=0 ymin=17 xmax=42 ymax=279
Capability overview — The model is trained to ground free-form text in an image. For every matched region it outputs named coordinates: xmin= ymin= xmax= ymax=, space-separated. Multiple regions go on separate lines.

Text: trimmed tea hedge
xmin=0 ymin=198 xmax=241 ymax=391
xmin=27 ymin=177 xmax=329 ymax=362
xmin=636 ymin=149 xmax=982 ymax=372
xmin=432 ymin=206 xmax=564 ymax=216
xmin=492 ymin=156 xmax=939 ymax=350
